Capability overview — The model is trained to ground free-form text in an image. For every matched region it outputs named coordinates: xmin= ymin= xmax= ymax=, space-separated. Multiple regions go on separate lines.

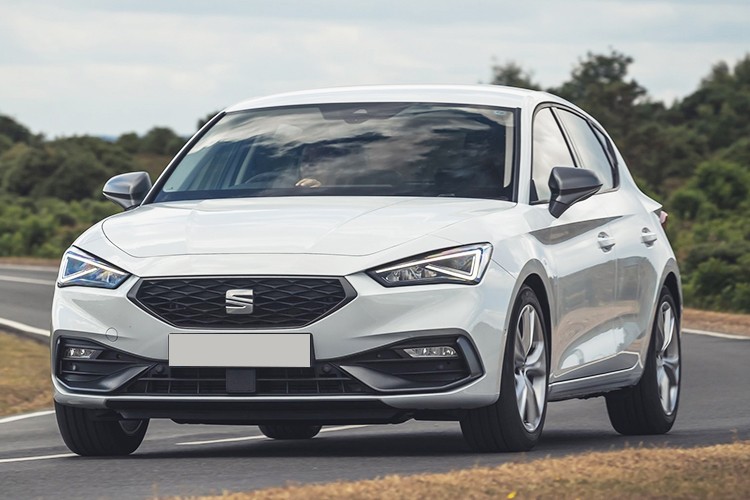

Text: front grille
xmin=129 ymin=277 xmax=354 ymax=328
xmin=120 ymin=365 xmax=373 ymax=396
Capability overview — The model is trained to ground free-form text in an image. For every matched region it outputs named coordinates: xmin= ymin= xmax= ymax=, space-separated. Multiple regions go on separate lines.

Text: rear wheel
xmin=258 ymin=424 xmax=322 ymax=440
xmin=605 ymin=286 xmax=681 ymax=435
xmin=461 ymin=285 xmax=549 ymax=452
xmin=55 ymin=401 xmax=148 ymax=456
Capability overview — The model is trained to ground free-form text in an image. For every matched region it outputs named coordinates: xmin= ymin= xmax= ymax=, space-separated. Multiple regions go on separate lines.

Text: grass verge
xmin=173 ymin=441 xmax=750 ymax=499
xmin=0 ymin=332 xmax=52 ymax=416
xmin=684 ymin=307 xmax=750 ymax=337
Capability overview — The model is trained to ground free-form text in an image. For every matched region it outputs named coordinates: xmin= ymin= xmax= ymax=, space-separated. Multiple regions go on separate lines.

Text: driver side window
xmin=531 ymin=108 xmax=575 ymax=203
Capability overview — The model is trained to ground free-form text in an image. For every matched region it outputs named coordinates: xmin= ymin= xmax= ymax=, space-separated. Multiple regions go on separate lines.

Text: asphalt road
xmin=0 ymin=266 xmax=748 ymax=499
xmin=0 ymin=264 xmax=56 ymax=330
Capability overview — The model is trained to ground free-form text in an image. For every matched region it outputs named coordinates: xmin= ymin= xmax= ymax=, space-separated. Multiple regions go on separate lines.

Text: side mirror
xmin=103 ymin=172 xmax=152 ymax=210
xmin=548 ymin=167 xmax=602 ymax=218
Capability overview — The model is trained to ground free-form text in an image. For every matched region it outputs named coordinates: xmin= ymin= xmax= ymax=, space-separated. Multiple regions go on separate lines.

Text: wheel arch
xmin=522 ymin=273 xmax=552 ymax=348
xmin=503 ymin=260 xmax=554 ymax=350
xmin=663 ymin=270 xmax=682 ymax=315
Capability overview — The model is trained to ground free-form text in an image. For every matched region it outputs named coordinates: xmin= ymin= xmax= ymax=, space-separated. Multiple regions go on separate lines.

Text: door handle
xmin=641 ymin=228 xmax=657 ymax=246
xmin=597 ymin=232 xmax=616 ymax=251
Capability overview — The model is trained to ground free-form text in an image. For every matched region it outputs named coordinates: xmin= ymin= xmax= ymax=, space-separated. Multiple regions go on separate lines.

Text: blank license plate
xmin=169 ymin=333 xmax=311 ymax=368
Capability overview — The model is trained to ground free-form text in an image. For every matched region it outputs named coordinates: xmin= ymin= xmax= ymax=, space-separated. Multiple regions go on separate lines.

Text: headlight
xmin=368 ymin=243 xmax=492 ymax=287
xmin=58 ymin=248 xmax=130 ymax=289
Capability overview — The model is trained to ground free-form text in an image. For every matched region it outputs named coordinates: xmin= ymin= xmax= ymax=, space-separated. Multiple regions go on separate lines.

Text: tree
xmin=139 ymin=127 xmax=185 ymax=156
xmin=116 ymin=132 xmax=140 ymax=155
xmin=0 ymin=143 xmax=57 ymax=196
xmin=550 ymin=50 xmax=649 ymax=143
xmin=0 ymin=114 xmax=32 ymax=143
xmin=489 ymin=61 xmax=540 ymax=90
xmin=36 ymin=150 xmax=111 ymax=201
xmin=677 ymin=55 xmax=750 ymax=151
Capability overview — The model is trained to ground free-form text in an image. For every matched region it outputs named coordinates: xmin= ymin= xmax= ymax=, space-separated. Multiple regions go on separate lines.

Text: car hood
xmin=101 ymin=197 xmax=514 ymax=258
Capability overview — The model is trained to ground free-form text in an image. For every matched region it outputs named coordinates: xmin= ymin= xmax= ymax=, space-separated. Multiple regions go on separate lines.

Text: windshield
xmin=153 ymin=102 xmax=517 ymax=202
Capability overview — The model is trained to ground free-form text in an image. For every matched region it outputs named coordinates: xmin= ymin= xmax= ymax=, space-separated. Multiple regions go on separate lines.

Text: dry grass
xmin=683 ymin=307 xmax=750 ymax=337
xmin=173 ymin=441 xmax=750 ymax=500
xmin=0 ymin=332 xmax=52 ymax=416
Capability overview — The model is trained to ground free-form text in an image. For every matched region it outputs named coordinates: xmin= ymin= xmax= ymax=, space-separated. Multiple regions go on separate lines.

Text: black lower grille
xmin=129 ymin=276 xmax=354 ymax=328
xmin=120 ymin=365 xmax=373 ymax=396
xmin=55 ymin=335 xmax=481 ymax=397
xmin=56 ymin=338 xmax=372 ymax=396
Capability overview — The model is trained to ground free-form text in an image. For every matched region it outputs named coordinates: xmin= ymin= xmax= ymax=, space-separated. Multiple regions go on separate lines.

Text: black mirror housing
xmin=548 ymin=167 xmax=602 ymax=218
xmin=103 ymin=172 xmax=152 ymax=210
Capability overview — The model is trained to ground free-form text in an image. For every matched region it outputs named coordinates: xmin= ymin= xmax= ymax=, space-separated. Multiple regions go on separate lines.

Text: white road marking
xmin=683 ymin=328 xmax=749 ymax=341
xmin=0 ymin=453 xmax=76 ymax=465
xmin=176 ymin=424 xmax=369 ymax=446
xmin=0 ymin=410 xmax=55 ymax=424
xmin=0 ymin=317 xmax=49 ymax=337
xmin=0 ymin=275 xmax=56 ymax=286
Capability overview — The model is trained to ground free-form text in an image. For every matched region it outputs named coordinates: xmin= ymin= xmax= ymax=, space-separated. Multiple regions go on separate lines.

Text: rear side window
xmin=555 ymin=109 xmax=615 ymax=190
xmin=531 ymin=108 xmax=575 ymax=203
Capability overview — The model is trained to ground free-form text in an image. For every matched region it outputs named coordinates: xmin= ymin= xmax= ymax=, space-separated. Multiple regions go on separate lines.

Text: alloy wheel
xmin=655 ymin=301 xmax=680 ymax=415
xmin=513 ymin=304 xmax=547 ymax=432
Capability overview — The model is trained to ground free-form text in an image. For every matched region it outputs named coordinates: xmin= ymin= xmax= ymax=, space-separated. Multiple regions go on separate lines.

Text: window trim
xmin=529 ymin=103 xmax=578 ymax=205
xmin=143 ymin=111 xmax=227 ymax=206
xmin=549 ymin=106 xmax=620 ymax=194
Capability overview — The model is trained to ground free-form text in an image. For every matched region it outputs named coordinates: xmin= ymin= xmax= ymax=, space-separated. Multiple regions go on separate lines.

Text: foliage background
xmin=1 ymin=51 xmax=748 ymax=311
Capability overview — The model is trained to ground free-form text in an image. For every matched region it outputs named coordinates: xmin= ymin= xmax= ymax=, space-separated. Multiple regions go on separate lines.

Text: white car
xmin=52 ymin=85 xmax=682 ymax=456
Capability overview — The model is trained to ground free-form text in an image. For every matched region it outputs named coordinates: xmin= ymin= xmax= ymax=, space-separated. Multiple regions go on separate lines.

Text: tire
xmin=460 ymin=285 xmax=549 ymax=452
xmin=258 ymin=424 xmax=322 ymax=440
xmin=55 ymin=401 xmax=148 ymax=456
xmin=605 ymin=286 xmax=681 ymax=435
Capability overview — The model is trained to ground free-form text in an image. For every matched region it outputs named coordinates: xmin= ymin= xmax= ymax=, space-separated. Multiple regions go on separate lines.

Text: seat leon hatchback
xmin=52 ymin=85 xmax=682 ymax=455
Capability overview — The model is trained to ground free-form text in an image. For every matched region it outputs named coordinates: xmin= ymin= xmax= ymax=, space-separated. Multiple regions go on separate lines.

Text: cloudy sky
xmin=1 ymin=0 xmax=748 ymax=138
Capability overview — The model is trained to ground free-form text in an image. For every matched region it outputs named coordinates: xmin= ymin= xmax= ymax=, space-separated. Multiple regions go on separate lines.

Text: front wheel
xmin=258 ymin=424 xmax=322 ymax=440
xmin=461 ymin=285 xmax=549 ymax=452
xmin=605 ymin=286 xmax=681 ymax=435
xmin=55 ymin=402 xmax=148 ymax=456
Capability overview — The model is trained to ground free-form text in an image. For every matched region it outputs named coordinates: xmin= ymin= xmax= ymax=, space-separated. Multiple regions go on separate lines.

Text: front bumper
xmin=52 ymin=262 xmax=515 ymax=417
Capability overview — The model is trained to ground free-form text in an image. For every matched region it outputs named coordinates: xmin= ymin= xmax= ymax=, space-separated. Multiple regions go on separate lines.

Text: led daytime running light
xmin=369 ymin=243 xmax=492 ymax=287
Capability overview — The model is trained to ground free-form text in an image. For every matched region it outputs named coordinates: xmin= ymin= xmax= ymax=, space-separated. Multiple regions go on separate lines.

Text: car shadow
xmin=112 ymin=427 xmax=721 ymax=461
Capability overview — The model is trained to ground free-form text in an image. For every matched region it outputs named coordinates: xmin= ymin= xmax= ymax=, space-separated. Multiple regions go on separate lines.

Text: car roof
xmin=224 ymin=84 xmax=572 ymax=113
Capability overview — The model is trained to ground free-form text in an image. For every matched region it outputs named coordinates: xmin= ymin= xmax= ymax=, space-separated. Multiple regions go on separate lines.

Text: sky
xmin=1 ymin=0 xmax=748 ymax=138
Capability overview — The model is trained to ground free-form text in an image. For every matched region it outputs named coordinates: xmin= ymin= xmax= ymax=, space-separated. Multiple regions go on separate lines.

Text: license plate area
xmin=169 ymin=333 xmax=311 ymax=368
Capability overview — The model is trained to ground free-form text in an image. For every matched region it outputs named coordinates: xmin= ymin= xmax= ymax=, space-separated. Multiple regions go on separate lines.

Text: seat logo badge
xmin=225 ymin=289 xmax=254 ymax=315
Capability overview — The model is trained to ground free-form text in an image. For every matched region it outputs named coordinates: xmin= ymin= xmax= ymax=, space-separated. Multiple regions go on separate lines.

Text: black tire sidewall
xmin=497 ymin=285 xmax=549 ymax=447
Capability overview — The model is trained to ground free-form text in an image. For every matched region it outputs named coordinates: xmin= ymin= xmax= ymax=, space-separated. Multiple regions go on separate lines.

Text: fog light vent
xmin=402 ymin=346 xmax=458 ymax=358
xmin=65 ymin=348 xmax=97 ymax=359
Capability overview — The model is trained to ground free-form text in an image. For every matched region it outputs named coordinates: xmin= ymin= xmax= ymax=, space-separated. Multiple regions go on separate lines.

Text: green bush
xmin=0 ymin=195 xmax=118 ymax=258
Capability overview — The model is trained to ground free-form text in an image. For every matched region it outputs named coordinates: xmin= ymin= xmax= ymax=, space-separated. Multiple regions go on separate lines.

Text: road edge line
xmin=683 ymin=328 xmax=749 ymax=340
xmin=0 ymin=317 xmax=50 ymax=344
xmin=0 ymin=409 xmax=55 ymax=424
xmin=0 ymin=452 xmax=75 ymax=465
